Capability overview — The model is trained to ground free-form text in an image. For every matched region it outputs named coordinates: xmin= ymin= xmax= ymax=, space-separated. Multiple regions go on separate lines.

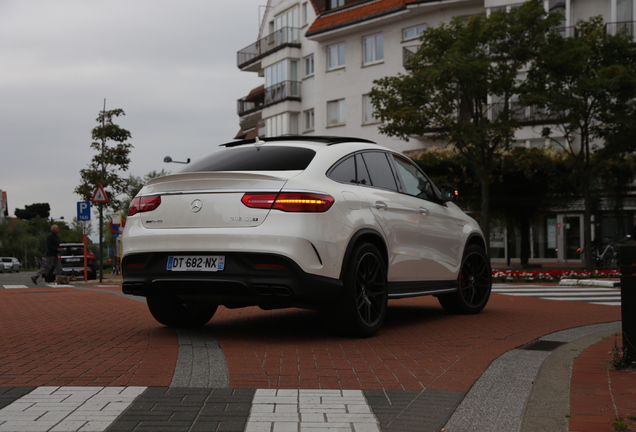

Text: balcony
xmin=237 ymin=85 xmax=265 ymax=117
xmin=606 ymin=21 xmax=635 ymax=37
xmin=490 ymin=101 xmax=555 ymax=124
xmin=265 ymin=80 xmax=301 ymax=106
xmin=403 ymin=46 xmax=419 ymax=69
xmin=237 ymin=27 xmax=301 ymax=70
xmin=237 ymin=81 xmax=301 ymax=117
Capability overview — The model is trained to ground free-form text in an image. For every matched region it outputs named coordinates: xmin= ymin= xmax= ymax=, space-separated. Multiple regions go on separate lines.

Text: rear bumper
xmin=121 ymin=252 xmax=343 ymax=309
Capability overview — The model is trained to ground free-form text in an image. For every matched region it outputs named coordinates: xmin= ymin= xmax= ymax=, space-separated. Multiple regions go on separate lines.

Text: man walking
xmin=31 ymin=224 xmax=62 ymax=285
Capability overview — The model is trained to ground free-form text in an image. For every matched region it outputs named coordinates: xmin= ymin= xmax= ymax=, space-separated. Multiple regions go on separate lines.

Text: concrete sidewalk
xmin=0 ymin=274 xmax=632 ymax=431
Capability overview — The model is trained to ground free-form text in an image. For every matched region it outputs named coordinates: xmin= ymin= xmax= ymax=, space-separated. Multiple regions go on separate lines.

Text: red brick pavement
xmin=0 ymin=281 xmax=626 ymax=432
xmin=0 ymin=286 xmax=177 ymax=387
xmin=208 ymin=293 xmax=619 ymax=391
xmin=570 ymin=336 xmax=636 ymax=432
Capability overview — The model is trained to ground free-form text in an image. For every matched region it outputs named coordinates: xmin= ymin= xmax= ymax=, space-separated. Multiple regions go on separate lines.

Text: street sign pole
xmin=91 ymin=185 xmax=109 ymax=284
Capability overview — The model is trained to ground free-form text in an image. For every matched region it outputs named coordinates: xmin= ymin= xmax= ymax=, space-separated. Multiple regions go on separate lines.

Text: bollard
xmin=618 ymin=240 xmax=636 ymax=364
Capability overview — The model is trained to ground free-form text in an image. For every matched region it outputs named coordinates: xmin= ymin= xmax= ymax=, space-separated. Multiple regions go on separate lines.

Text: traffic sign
xmin=77 ymin=201 xmax=91 ymax=221
xmin=91 ymin=184 xmax=109 ymax=203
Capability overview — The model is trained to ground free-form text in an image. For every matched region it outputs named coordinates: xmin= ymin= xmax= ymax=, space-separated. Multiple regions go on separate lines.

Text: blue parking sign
xmin=77 ymin=201 xmax=91 ymax=221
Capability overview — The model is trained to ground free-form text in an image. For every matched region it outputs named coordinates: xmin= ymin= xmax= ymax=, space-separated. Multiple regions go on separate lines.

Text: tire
xmin=336 ymin=243 xmax=388 ymax=338
xmin=438 ymin=244 xmax=492 ymax=314
xmin=147 ymin=289 xmax=217 ymax=327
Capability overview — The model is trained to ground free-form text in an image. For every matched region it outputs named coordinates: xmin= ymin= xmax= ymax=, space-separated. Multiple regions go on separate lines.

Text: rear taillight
xmin=128 ymin=196 xmax=161 ymax=216
xmin=241 ymin=192 xmax=334 ymax=212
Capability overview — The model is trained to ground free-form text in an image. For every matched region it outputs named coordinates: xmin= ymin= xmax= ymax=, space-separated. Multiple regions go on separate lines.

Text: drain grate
xmin=521 ymin=340 xmax=567 ymax=351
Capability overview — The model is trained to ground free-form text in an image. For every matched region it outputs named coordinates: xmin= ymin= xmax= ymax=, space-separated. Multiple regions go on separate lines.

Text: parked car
xmin=121 ymin=136 xmax=491 ymax=336
xmin=59 ymin=243 xmax=96 ymax=280
xmin=1 ymin=257 xmax=20 ymax=273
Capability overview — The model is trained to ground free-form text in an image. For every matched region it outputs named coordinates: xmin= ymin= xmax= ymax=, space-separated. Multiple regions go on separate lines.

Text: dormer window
xmin=328 ymin=0 xmax=345 ymax=10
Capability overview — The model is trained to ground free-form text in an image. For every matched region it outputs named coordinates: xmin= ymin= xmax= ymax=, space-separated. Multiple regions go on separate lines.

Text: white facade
xmin=236 ymin=0 xmax=634 ymax=155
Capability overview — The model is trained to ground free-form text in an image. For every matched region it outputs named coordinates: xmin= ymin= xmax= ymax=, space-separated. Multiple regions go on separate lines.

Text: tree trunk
xmin=582 ymin=180 xmax=594 ymax=270
xmin=479 ymin=172 xmax=491 ymax=253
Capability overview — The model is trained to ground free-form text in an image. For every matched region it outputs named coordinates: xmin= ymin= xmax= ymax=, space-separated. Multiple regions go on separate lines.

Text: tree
xmin=75 ymin=106 xmax=133 ymax=212
xmin=370 ymin=0 xmax=561 ymax=249
xmin=14 ymin=203 xmax=51 ymax=221
xmin=520 ymin=16 xmax=636 ymax=269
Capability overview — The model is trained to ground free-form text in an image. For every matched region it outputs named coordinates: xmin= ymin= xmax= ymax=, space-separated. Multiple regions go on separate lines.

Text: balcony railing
xmin=237 ymin=87 xmax=265 ymax=117
xmin=237 ymin=81 xmax=301 ymax=117
xmin=265 ymin=80 xmax=301 ymax=105
xmin=403 ymin=46 xmax=419 ymax=69
xmin=489 ymin=101 xmax=555 ymax=123
xmin=237 ymin=27 xmax=301 ymax=69
xmin=606 ymin=20 xmax=635 ymax=37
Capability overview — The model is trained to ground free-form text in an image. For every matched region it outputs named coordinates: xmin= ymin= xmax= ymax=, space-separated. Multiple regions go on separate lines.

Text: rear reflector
xmin=128 ymin=196 xmax=161 ymax=216
xmin=242 ymin=192 xmax=334 ymax=212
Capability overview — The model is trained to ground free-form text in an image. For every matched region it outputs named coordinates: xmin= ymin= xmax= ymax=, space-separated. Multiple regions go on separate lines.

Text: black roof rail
xmin=220 ymin=135 xmax=377 ymax=147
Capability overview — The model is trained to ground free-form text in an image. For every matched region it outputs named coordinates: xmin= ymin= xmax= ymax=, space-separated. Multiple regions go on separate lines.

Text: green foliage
xmin=75 ymin=107 xmax=133 ymax=213
xmin=520 ymin=15 xmax=636 ymax=268
xmin=0 ymin=217 xmax=84 ymax=269
xmin=14 ymin=203 xmax=51 ymax=220
xmin=370 ymin=0 xmax=562 ymax=247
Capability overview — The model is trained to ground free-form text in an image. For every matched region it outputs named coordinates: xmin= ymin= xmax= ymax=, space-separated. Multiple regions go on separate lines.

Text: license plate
xmin=167 ymin=256 xmax=225 ymax=271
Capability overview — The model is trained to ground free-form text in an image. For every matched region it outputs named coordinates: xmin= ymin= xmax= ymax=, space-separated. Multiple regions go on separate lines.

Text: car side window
xmin=360 ymin=151 xmax=399 ymax=191
xmin=328 ymin=155 xmax=356 ymax=184
xmin=391 ymin=154 xmax=436 ymax=201
xmin=327 ymin=153 xmax=372 ymax=185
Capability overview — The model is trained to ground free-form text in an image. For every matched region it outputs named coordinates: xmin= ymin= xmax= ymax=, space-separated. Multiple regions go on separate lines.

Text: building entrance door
xmin=557 ymin=215 xmax=583 ymax=262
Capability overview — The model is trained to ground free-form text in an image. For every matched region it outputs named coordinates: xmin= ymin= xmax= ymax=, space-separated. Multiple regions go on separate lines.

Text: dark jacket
xmin=45 ymin=232 xmax=60 ymax=257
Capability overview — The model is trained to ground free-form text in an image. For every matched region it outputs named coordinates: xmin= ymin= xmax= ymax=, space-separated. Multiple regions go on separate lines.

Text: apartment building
xmin=236 ymin=0 xmax=636 ymax=263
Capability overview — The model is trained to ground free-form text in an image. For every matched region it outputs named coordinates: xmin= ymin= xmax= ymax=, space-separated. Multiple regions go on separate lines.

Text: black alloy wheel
xmin=438 ymin=244 xmax=492 ymax=314
xmin=338 ymin=243 xmax=388 ymax=337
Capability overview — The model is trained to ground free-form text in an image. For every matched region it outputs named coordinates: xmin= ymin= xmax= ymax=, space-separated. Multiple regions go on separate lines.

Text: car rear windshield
xmin=61 ymin=247 xmax=85 ymax=255
xmin=180 ymin=146 xmax=316 ymax=172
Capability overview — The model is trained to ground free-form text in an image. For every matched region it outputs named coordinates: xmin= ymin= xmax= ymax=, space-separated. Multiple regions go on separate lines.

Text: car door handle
xmin=419 ymin=207 xmax=429 ymax=215
xmin=375 ymin=201 xmax=388 ymax=210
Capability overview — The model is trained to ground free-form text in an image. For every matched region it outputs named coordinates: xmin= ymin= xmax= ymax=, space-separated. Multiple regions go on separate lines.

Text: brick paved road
xmin=0 ymin=278 xmax=621 ymax=431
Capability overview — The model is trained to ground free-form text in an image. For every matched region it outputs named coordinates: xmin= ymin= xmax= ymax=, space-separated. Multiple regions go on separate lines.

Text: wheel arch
xmin=339 ymin=228 xmax=388 ymax=280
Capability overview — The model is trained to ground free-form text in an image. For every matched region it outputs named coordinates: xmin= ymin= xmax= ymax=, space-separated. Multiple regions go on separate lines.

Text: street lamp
xmin=163 ymin=156 xmax=190 ymax=164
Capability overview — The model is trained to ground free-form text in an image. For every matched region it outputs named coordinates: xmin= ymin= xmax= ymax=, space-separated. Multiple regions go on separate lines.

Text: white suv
xmin=121 ymin=136 xmax=491 ymax=336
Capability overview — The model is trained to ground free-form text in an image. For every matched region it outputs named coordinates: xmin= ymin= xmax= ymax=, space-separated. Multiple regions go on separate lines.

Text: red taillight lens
xmin=241 ymin=192 xmax=334 ymax=212
xmin=128 ymin=196 xmax=161 ymax=216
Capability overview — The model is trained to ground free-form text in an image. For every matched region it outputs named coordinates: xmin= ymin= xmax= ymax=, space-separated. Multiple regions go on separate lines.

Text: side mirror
xmin=440 ymin=186 xmax=458 ymax=203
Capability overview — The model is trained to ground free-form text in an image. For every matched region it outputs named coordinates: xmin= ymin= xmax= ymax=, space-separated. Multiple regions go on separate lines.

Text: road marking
xmin=2 ymin=285 xmax=29 ymax=289
xmin=493 ymin=284 xmax=621 ymax=306
xmin=246 ymin=389 xmax=380 ymax=432
xmin=0 ymin=387 xmax=146 ymax=432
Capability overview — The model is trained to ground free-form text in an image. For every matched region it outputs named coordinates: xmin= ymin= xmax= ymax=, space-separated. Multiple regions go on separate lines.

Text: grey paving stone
xmin=364 ymin=389 xmax=465 ymax=432
xmin=0 ymin=388 xmax=36 ymax=410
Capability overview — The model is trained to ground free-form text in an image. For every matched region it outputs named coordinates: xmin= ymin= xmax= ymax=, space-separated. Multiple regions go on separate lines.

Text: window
xmin=328 ymin=43 xmax=345 ymax=69
xmin=264 ymin=113 xmax=299 ymax=137
xmin=360 ymin=152 xmax=398 ymax=191
xmin=362 ymin=94 xmax=377 ymax=124
xmin=181 ymin=146 xmax=316 ymax=172
xmin=327 ymin=99 xmax=345 ymax=126
xmin=303 ymin=109 xmax=315 ymax=131
xmin=328 ymin=153 xmax=371 ymax=185
xmin=328 ymin=0 xmax=344 ymax=10
xmin=363 ymin=34 xmax=383 ymax=65
xmin=302 ymin=2 xmax=308 ymax=26
xmin=304 ymin=54 xmax=314 ymax=77
xmin=391 ymin=155 xmax=435 ymax=200
xmin=403 ymin=24 xmax=427 ymax=41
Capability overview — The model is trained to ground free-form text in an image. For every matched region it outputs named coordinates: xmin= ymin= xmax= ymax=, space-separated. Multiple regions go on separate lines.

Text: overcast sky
xmin=1 ymin=0 xmax=265 ymax=227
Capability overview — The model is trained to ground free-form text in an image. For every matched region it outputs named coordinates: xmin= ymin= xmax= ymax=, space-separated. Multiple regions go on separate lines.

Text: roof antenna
xmin=254 ymin=136 xmax=263 ymax=145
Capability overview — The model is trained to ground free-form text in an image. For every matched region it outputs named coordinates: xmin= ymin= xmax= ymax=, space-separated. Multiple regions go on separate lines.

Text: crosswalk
xmin=493 ymin=284 xmax=621 ymax=306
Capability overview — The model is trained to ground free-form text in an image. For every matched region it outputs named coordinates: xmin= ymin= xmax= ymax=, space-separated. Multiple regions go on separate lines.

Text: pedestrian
xmin=31 ymin=224 xmax=62 ymax=285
